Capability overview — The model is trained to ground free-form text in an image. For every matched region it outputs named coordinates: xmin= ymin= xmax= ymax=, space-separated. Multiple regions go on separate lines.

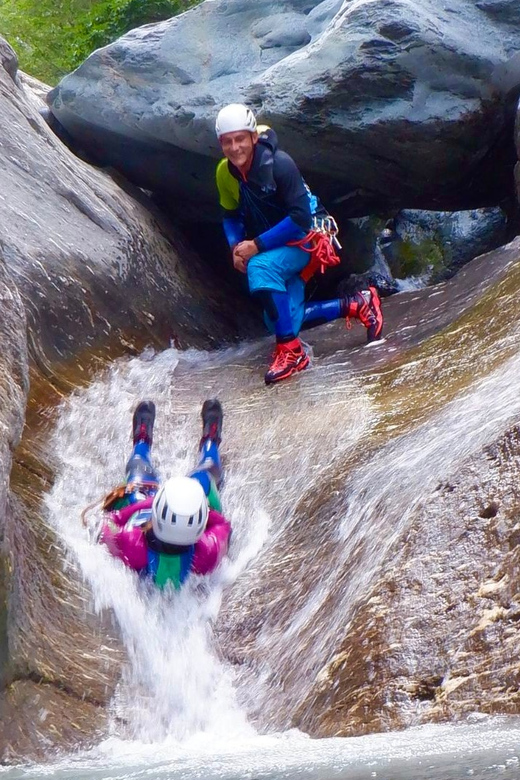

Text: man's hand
xmin=235 ymin=240 xmax=259 ymax=262
xmin=232 ymin=247 xmax=248 ymax=273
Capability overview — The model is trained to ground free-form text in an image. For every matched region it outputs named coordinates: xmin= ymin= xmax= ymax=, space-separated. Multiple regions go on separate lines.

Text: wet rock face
xmin=1 ymin=39 xmax=255 ymax=375
xmin=0 ymin=266 xmax=29 ymax=703
xmin=48 ymin=0 xmax=520 ymax=217
xmin=293 ymin=425 xmax=520 ymax=736
xmin=0 ymin=681 xmax=108 ymax=763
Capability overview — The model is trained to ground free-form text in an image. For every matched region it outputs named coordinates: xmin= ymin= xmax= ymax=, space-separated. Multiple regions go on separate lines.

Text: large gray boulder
xmin=48 ymin=0 xmax=520 ymax=218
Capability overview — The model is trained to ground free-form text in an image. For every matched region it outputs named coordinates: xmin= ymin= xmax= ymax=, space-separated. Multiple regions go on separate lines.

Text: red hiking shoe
xmin=265 ymin=338 xmax=310 ymax=385
xmin=345 ymin=286 xmax=384 ymax=343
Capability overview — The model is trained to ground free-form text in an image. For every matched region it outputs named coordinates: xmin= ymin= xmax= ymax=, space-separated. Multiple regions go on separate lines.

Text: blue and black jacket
xmin=216 ymin=128 xmax=321 ymax=253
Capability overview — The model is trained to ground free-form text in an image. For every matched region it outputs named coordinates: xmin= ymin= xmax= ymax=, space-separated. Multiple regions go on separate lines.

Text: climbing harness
xmin=289 ymin=216 xmax=342 ymax=283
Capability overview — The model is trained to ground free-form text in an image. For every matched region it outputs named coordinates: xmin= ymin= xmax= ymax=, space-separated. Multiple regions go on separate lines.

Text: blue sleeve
xmin=223 ymin=214 xmax=246 ymax=248
xmin=255 ymin=151 xmax=312 ymax=251
xmin=255 ymin=217 xmax=307 ymax=252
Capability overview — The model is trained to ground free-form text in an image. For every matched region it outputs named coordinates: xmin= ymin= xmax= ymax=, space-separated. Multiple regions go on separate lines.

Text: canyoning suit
xmin=99 ymin=436 xmax=230 ymax=589
xmin=216 ymin=127 xmax=348 ymax=339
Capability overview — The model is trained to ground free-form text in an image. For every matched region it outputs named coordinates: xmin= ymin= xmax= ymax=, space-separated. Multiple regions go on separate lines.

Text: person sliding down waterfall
xmin=93 ymin=400 xmax=231 ymax=589
xmin=215 ymin=103 xmax=384 ymax=386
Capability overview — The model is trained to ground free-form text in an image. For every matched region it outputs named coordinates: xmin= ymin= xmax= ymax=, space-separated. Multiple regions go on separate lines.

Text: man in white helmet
xmin=96 ymin=399 xmax=231 ymax=589
xmin=215 ymin=103 xmax=384 ymax=385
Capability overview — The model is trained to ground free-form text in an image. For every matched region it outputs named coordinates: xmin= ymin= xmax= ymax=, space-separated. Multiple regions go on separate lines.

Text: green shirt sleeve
xmin=216 ymin=158 xmax=240 ymax=211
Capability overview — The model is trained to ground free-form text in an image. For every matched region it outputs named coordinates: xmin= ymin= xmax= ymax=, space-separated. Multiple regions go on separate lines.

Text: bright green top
xmin=216 ymin=158 xmax=240 ymax=210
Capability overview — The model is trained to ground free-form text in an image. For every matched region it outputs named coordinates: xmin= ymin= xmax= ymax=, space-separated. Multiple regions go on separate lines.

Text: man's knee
xmin=247 ymin=251 xmax=285 ymax=293
xmin=125 ymin=455 xmax=156 ymax=482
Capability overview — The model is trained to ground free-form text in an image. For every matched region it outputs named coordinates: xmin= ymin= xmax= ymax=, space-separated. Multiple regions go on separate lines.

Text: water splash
xmin=44 ymin=347 xmax=257 ymax=742
xmin=44 ymin=342 xmax=372 ymax=742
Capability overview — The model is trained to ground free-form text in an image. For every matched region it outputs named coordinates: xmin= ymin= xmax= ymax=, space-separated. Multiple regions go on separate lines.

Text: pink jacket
xmin=100 ymin=497 xmax=231 ymax=576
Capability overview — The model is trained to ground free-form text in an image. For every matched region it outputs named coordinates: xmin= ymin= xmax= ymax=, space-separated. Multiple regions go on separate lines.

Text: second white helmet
xmin=152 ymin=476 xmax=209 ymax=546
xmin=216 ymin=103 xmax=257 ymax=138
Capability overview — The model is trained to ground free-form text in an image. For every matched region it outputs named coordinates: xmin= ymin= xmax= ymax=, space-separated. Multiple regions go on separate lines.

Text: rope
xmin=80 ymin=481 xmax=159 ymax=528
xmin=288 ymin=216 xmax=341 ymax=283
xmin=81 ymin=496 xmax=105 ymax=528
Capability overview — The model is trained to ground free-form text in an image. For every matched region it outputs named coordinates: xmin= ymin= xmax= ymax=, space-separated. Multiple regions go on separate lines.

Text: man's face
xmin=220 ymin=130 xmax=258 ymax=171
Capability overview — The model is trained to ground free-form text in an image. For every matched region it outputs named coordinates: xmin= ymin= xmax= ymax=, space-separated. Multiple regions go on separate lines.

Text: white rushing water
xmin=25 ymin=340 xmax=520 ymax=779
xmin=2 ymin=718 xmax=520 ymax=779
xmin=43 ymin=342 xmax=372 ymax=744
xmin=44 ymin=347 xmax=259 ymax=743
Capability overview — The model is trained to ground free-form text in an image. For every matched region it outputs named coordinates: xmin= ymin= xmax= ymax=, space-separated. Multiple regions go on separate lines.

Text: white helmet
xmin=152 ymin=476 xmax=209 ymax=546
xmin=215 ymin=103 xmax=257 ymax=138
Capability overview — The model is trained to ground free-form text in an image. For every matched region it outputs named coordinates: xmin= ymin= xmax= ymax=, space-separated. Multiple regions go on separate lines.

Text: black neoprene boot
xmin=132 ymin=400 xmax=156 ymax=445
xmin=200 ymin=399 xmax=223 ymax=448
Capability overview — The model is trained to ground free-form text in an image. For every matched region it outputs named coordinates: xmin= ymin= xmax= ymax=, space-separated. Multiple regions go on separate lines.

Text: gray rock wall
xmin=48 ymin=0 xmax=520 ymax=216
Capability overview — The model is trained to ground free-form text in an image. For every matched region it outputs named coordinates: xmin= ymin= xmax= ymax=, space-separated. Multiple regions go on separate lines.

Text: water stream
xmin=10 ymin=307 xmax=520 ymax=777
xmin=1 ymin=719 xmax=520 ymax=779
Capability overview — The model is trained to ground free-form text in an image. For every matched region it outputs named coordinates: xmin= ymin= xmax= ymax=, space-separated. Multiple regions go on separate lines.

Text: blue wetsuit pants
xmin=125 ymin=438 xmax=222 ymax=504
xmin=247 ymin=245 xmax=344 ymax=339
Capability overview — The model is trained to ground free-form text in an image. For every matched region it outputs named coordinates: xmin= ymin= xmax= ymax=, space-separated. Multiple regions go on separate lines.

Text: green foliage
xmin=393 ymin=237 xmax=445 ymax=279
xmin=69 ymin=0 xmax=199 ymax=68
xmin=0 ymin=0 xmax=199 ymax=85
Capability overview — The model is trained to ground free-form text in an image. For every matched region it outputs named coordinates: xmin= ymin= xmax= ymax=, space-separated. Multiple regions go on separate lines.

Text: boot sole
xmin=365 ymin=336 xmax=386 ymax=347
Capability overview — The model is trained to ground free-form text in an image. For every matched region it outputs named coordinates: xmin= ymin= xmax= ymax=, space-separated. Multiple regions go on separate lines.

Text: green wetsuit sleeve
xmin=216 ymin=158 xmax=240 ymax=211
